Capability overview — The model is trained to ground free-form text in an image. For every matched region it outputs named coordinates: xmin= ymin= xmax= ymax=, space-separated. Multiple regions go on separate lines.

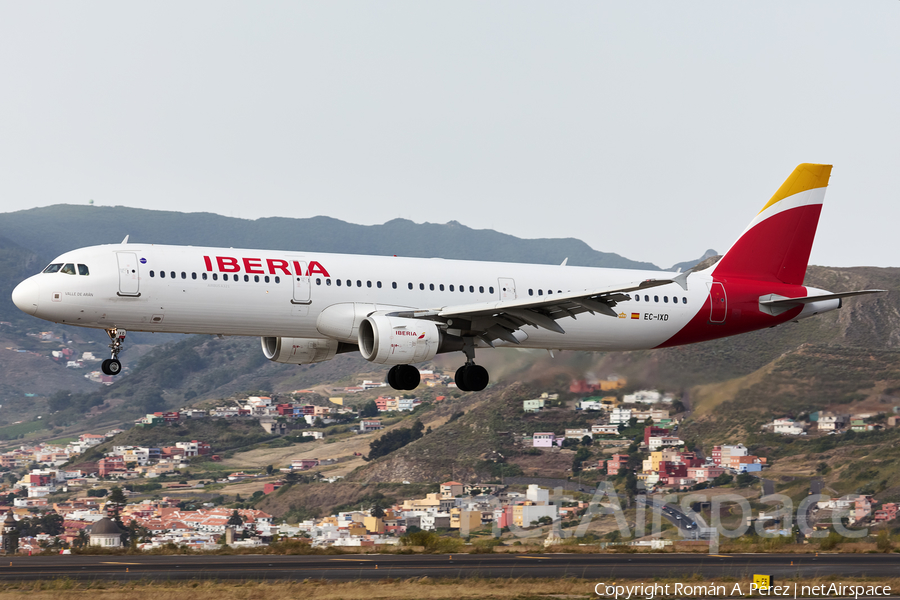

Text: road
xmin=1 ymin=553 xmax=898 ymax=582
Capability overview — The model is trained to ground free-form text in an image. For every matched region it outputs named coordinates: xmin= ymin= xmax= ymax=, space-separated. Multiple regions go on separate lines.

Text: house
xmin=302 ymin=431 xmax=324 ymax=440
xmin=523 ymin=398 xmax=545 ymax=413
xmin=623 ymin=390 xmax=663 ymax=404
xmin=606 ymin=454 xmax=628 ymax=476
xmin=609 ymin=407 xmax=632 ymax=426
xmin=565 ymin=428 xmax=591 ymax=440
xmin=773 ymin=418 xmax=805 ymax=435
xmin=647 ymin=436 xmax=684 ymax=451
xmin=440 ymin=481 xmax=464 ymax=499
xmin=359 ymin=420 xmax=382 ymax=433
xmin=592 ymin=424 xmax=619 ymax=435
xmin=817 ymin=413 xmax=849 ymax=432
xmin=579 ymin=398 xmax=604 ymax=411
xmin=532 ymin=433 xmax=556 ymax=448
xmin=291 ymin=459 xmax=319 ymax=471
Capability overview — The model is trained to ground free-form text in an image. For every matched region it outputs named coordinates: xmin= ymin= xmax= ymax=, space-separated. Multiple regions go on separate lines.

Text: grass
xmin=0 ymin=419 xmax=45 ymax=440
xmin=3 ymin=576 xmax=900 ymax=600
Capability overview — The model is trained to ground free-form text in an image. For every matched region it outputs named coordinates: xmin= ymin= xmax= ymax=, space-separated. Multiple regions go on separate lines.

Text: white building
xmin=623 ymin=390 xmax=663 ymax=404
xmin=580 ymin=400 xmax=604 ymax=411
xmin=772 ymin=418 xmax=806 ymax=435
xmin=609 ymin=407 xmax=632 ymax=425
xmin=525 ymin=484 xmax=549 ymax=505
xmin=302 ymin=431 xmax=324 ymax=440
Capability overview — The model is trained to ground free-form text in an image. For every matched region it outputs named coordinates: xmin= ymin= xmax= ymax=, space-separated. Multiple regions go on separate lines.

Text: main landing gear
xmin=101 ymin=328 xmax=126 ymax=376
xmin=454 ymin=337 xmax=489 ymax=392
xmin=387 ymin=364 xmax=421 ymax=391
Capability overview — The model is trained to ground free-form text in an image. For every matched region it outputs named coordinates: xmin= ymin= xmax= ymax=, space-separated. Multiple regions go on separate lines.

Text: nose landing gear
xmin=101 ymin=328 xmax=126 ymax=376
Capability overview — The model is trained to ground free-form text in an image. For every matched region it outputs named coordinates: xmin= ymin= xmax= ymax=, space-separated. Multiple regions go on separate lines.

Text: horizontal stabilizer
xmin=759 ymin=289 xmax=884 ymax=316
xmin=760 ymin=289 xmax=885 ymax=308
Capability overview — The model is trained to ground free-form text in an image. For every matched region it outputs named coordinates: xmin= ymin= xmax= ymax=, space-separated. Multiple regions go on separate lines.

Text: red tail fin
xmin=712 ymin=164 xmax=831 ymax=285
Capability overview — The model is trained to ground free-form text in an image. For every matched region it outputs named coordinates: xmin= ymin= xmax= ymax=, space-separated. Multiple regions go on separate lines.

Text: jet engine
xmin=358 ymin=315 xmax=442 ymax=365
xmin=261 ymin=336 xmax=340 ymax=365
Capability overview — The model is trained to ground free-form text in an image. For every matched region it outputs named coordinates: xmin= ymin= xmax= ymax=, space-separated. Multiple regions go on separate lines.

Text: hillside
xmin=0 ymin=205 xmax=658 ymax=271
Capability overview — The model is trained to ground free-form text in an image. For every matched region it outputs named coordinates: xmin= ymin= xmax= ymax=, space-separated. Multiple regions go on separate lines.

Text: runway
xmin=0 ymin=552 xmax=898 ymax=582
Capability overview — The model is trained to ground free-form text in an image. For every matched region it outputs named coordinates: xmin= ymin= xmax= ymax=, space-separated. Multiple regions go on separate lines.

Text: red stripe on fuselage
xmin=656 ymin=278 xmax=805 ymax=348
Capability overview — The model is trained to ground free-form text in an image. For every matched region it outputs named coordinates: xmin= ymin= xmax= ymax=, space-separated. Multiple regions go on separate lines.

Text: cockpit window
xmin=61 ymin=263 xmax=77 ymax=275
xmin=43 ymin=263 xmax=63 ymax=273
xmin=78 ymin=264 xmax=90 ymax=276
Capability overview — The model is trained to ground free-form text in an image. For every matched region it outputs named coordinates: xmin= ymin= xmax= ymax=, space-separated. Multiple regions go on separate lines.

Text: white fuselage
xmin=16 ymin=243 xmax=710 ymax=352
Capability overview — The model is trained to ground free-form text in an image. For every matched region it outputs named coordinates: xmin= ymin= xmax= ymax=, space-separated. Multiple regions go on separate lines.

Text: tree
xmin=359 ymin=400 xmax=379 ymax=418
xmin=572 ymin=447 xmax=592 ymax=474
xmin=581 ymin=435 xmax=593 ymax=446
xmin=227 ymin=510 xmax=244 ymax=526
xmin=367 ymin=420 xmax=425 ymax=460
xmin=107 ymin=487 xmax=126 ymax=517
xmin=265 ymin=464 xmax=274 ymax=475
xmin=371 ymin=504 xmax=385 ymax=518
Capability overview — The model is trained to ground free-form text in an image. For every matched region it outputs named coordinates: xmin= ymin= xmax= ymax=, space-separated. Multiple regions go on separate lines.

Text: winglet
xmin=560 ymin=258 xmax=568 ymax=266
xmin=121 ymin=235 xmax=129 ymax=244
xmin=672 ymin=271 xmax=690 ymax=291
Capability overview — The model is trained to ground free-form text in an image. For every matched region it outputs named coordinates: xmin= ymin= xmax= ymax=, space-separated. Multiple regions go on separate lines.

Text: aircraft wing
xmin=388 ymin=274 xmax=688 ymax=346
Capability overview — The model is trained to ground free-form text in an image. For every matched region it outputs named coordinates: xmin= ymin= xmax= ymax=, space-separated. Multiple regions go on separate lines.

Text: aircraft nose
xmin=11 ymin=277 xmax=40 ymax=316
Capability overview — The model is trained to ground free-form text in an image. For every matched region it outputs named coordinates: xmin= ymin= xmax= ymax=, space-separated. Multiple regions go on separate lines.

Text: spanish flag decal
xmin=631 ymin=313 xmax=640 ymax=320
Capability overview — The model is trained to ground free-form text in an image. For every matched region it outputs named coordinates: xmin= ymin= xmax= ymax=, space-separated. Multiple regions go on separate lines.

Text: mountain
xmin=0 ymin=205 xmax=659 ymax=271
xmin=669 ymin=249 xmax=718 ymax=273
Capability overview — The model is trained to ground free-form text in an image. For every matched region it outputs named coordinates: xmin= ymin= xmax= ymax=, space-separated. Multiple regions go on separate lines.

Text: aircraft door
xmin=709 ymin=282 xmax=726 ymax=323
xmin=498 ymin=277 xmax=517 ymax=301
xmin=116 ymin=252 xmax=140 ymax=297
xmin=291 ymin=260 xmax=311 ymax=305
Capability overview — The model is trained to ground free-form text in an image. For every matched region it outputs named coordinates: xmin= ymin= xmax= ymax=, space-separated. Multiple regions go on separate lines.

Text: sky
xmin=1 ymin=2 xmax=898 ymax=268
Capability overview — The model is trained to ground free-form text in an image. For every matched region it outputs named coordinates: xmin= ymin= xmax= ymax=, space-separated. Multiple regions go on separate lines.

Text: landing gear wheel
xmin=464 ymin=364 xmax=489 ymax=392
xmin=455 ymin=365 xmax=470 ymax=392
xmin=101 ymin=358 xmax=122 ymax=376
xmin=398 ymin=365 xmax=420 ymax=390
xmin=387 ymin=365 xmax=420 ymax=391
xmin=386 ymin=366 xmax=399 ymax=389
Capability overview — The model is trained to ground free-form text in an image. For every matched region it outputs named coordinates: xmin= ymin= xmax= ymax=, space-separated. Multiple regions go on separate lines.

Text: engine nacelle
xmin=261 ymin=336 xmax=339 ymax=365
xmin=358 ymin=315 xmax=441 ymax=365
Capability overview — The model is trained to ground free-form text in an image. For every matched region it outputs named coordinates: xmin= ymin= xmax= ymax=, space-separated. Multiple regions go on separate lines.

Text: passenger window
xmin=644 ymin=295 xmax=649 ymax=302
xmin=377 ymin=281 xmax=382 ymax=288
xmin=150 ymin=270 xmax=155 ymax=277
xmin=255 ymin=275 xmax=260 ymax=283
xmin=212 ymin=274 xmax=217 ymax=281
xmin=275 ymin=276 xmax=280 ymax=284
xmin=42 ymin=264 xmax=63 ymax=273
xmin=192 ymin=273 xmax=197 ymax=280
xmin=538 ymin=290 xmax=543 ymax=296
xmin=326 ymin=278 xmax=331 ymax=286
xmin=161 ymin=271 xmax=166 ymax=279
xmin=460 ymin=285 xmax=464 ymax=292
xmin=449 ymin=285 xmax=454 ymax=292
xmin=479 ymin=286 xmax=484 ymax=293
xmin=654 ymin=295 xmax=659 ymax=302
xmin=223 ymin=274 xmax=229 ymax=281
xmin=181 ymin=272 xmax=187 ymax=279
xmin=683 ymin=297 xmax=687 ymax=304
xmin=392 ymin=282 xmax=397 ymax=289
xmin=664 ymin=296 xmax=668 ymax=303
xmin=337 ymin=279 xmax=342 ymax=286
xmin=529 ymin=289 xmax=533 ymax=296
xmin=78 ymin=264 xmax=90 ymax=276
xmin=367 ymin=281 xmax=372 ymax=288
xmin=635 ymin=295 xmax=640 ymax=302
xmin=170 ymin=271 xmax=175 ymax=279
xmin=265 ymin=276 xmax=271 ymax=283
xmin=672 ymin=296 xmax=678 ymax=304
xmin=469 ymin=286 xmax=474 ymax=293
xmin=316 ymin=278 xmax=321 ymax=285
xmin=61 ymin=263 xmax=76 ymax=275
xmin=357 ymin=280 xmax=362 ymax=287
xmin=244 ymin=275 xmax=249 ymax=282
xmin=547 ymin=290 xmax=552 ymax=295
xmin=408 ymin=283 xmax=413 ymax=290
xmin=419 ymin=283 xmax=424 ymax=290
xmin=202 ymin=273 xmax=207 ymax=280
xmin=429 ymin=284 xmax=434 ymax=291
xmin=489 ymin=286 xmax=494 ymax=294
xmin=439 ymin=284 xmax=444 ymax=291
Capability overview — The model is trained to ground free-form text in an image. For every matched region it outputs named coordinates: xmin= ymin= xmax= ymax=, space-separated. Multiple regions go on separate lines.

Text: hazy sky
xmin=1 ymin=2 xmax=897 ymax=268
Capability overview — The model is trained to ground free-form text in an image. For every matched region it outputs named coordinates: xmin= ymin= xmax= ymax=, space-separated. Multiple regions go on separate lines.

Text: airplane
xmin=11 ymin=163 xmax=883 ymax=392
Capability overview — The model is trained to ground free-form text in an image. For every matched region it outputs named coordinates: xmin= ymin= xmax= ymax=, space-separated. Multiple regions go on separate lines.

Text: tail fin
xmin=712 ymin=163 xmax=832 ymax=285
